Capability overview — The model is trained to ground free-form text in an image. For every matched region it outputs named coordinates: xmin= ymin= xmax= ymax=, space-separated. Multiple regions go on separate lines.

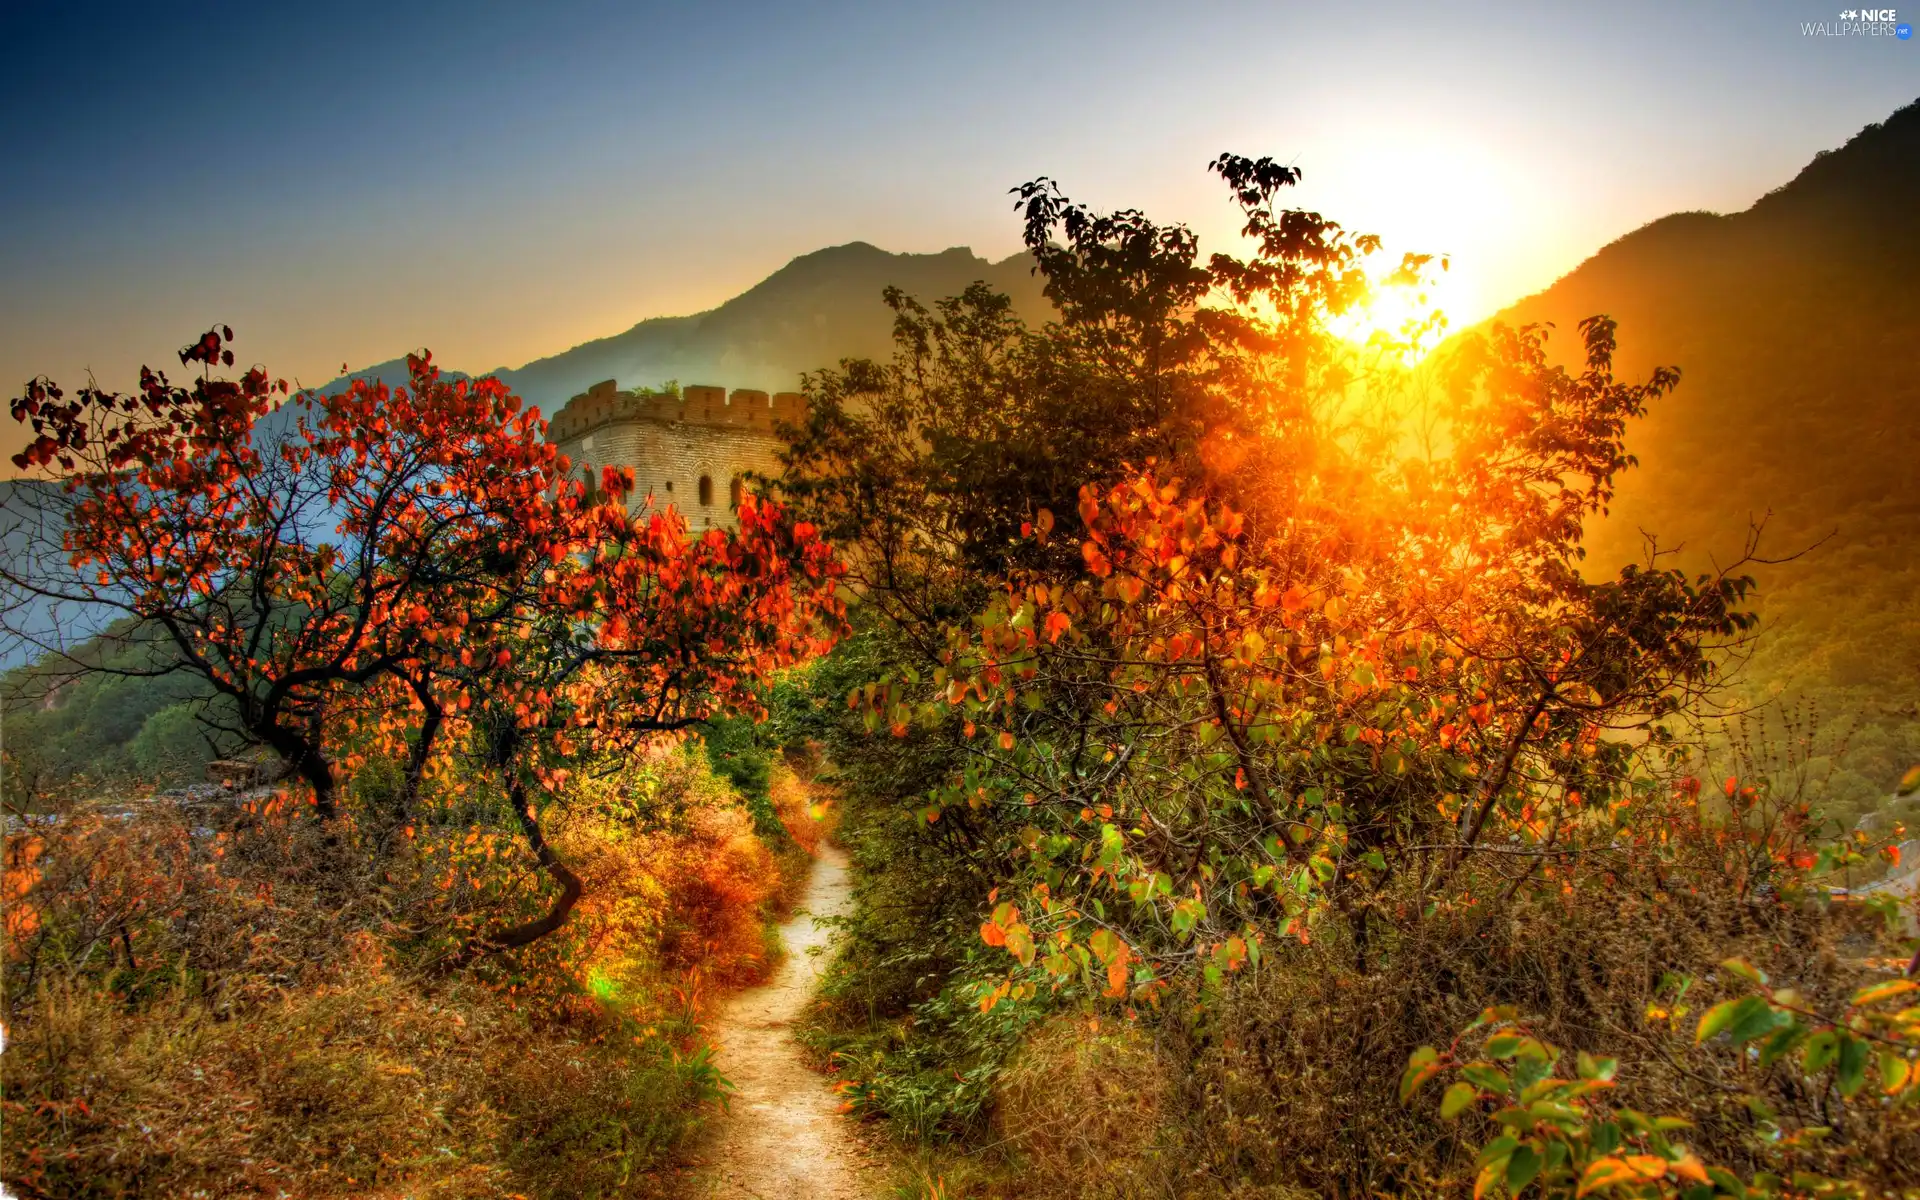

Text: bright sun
xmin=1329 ymin=263 xmax=1468 ymax=363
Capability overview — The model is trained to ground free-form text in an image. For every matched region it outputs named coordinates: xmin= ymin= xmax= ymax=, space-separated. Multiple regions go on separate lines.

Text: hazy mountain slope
xmin=500 ymin=242 xmax=1047 ymax=404
xmin=327 ymin=243 xmax=1048 ymax=413
xmin=0 ymin=478 xmax=105 ymax=667
xmin=1490 ymin=99 xmax=1920 ymax=818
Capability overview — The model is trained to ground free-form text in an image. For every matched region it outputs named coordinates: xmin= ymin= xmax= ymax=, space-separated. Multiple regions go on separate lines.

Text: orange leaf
xmin=1082 ymin=541 xmax=1112 ymax=577
xmin=1575 ymin=1158 xmax=1636 ymax=1197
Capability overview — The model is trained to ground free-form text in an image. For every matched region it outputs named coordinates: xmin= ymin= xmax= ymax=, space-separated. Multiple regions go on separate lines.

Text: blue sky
xmin=1 ymin=0 xmax=1914 ymax=444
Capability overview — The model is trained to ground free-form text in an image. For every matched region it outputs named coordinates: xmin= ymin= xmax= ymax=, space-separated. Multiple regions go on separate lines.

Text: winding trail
xmin=690 ymin=844 xmax=880 ymax=1199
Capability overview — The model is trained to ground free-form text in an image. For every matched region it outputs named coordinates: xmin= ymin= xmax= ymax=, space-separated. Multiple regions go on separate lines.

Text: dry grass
xmin=962 ymin=887 xmax=1916 ymax=1200
xmin=991 ymin=1015 xmax=1186 ymax=1199
xmin=1 ymin=749 xmax=827 ymax=1199
xmin=839 ymin=790 xmax=1917 ymax=1200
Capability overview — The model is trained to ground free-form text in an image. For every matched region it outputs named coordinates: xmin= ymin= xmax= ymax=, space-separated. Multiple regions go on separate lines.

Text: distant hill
xmin=1489 ymin=99 xmax=1920 ymax=821
xmin=326 ymin=242 xmax=1049 ymax=412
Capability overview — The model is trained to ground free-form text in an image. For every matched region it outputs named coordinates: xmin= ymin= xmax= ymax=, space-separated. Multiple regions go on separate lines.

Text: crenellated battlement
xmin=545 ymin=378 xmax=807 ymax=446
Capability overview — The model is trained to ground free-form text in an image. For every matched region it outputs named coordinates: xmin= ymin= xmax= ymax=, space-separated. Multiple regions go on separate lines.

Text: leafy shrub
xmin=771 ymin=150 xmax=1919 ymax=1200
xmin=1 ymin=744 xmax=818 ymax=1198
xmin=1401 ymin=973 xmax=1920 ymax=1199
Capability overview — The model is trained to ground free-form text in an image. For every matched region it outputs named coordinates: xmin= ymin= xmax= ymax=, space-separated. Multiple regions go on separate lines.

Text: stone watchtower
xmin=544 ymin=380 xmax=807 ymax=530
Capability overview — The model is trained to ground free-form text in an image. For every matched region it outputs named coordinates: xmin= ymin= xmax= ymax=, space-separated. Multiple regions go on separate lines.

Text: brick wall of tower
xmin=546 ymin=380 xmax=805 ymax=531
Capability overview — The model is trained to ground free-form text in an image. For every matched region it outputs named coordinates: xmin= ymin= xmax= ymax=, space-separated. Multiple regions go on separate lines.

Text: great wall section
xmin=545 ymin=379 xmax=807 ymax=529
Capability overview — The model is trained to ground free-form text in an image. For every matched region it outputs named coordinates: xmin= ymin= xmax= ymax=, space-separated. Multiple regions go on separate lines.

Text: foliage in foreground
xmin=1402 ymin=976 xmax=1920 ymax=1200
xmin=775 ymin=153 xmax=1919 ymax=1197
xmin=1 ymin=747 xmax=825 ymax=1199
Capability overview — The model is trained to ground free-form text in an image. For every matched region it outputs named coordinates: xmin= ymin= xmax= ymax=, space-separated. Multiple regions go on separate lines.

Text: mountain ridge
xmin=1486 ymin=97 xmax=1920 ymax=820
xmin=320 ymin=241 xmax=1049 ymax=411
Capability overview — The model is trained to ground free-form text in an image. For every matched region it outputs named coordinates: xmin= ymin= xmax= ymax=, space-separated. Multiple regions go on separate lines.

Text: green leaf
xmin=1694 ymin=997 xmax=1741 ymax=1043
xmin=1834 ymin=1034 xmax=1870 ymax=1097
xmin=1757 ymin=1025 xmax=1805 ymax=1069
xmin=1440 ymin=1081 xmax=1478 ymax=1119
xmin=1476 ymin=1135 xmax=1520 ymax=1169
xmin=1506 ymin=1144 xmax=1543 ymax=1193
xmin=1576 ymin=1157 xmax=1637 ymax=1197
xmin=1878 ymin=1046 xmax=1911 ymax=1093
xmin=1696 ymin=995 xmax=1784 ymax=1045
xmin=1726 ymin=1001 xmax=1791 ymax=1047
xmin=1592 ymin=1121 xmax=1622 ymax=1155
xmin=1490 ymin=1104 xmax=1531 ymax=1131
xmin=1544 ymin=1140 xmax=1570 ymax=1173
xmin=1802 ymin=1030 xmax=1840 ymax=1074
xmin=1171 ymin=897 xmax=1206 ymax=936
xmin=1462 ymin=1063 xmax=1511 ymax=1094
xmin=1576 ymin=1051 xmax=1618 ymax=1082
xmin=1511 ymin=1052 xmax=1552 ymax=1092
xmin=1399 ymin=1047 xmax=1441 ymax=1103
xmin=1526 ymin=1100 xmax=1585 ymax=1127
xmin=1004 ymin=924 xmax=1035 ymax=967
xmin=1720 ymin=958 xmax=1767 ymax=986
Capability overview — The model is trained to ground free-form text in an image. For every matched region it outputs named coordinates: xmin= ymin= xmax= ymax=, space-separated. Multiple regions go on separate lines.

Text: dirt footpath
xmin=689 ymin=844 xmax=880 ymax=1199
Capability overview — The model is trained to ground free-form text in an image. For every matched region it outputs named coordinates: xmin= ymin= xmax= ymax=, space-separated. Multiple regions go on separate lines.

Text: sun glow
xmin=1329 ymin=260 xmax=1469 ymax=365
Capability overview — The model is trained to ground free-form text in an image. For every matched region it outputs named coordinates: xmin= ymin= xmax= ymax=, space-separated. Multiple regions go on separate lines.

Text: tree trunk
xmin=257 ymin=723 xmax=337 ymax=820
xmin=1434 ymin=687 xmax=1553 ymax=889
xmin=400 ymin=701 xmax=443 ymax=813
xmin=376 ymin=679 xmax=444 ymax=851
xmin=442 ymin=772 xmax=584 ymax=971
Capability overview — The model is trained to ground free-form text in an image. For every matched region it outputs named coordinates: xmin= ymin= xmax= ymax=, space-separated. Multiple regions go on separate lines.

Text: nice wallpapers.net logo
xmin=1803 ymin=7 xmax=1913 ymax=36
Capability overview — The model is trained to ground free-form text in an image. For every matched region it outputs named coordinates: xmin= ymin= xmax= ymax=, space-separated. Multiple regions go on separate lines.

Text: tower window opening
xmin=698 ymin=475 xmax=713 ymax=506
xmin=728 ymin=475 xmax=744 ymax=510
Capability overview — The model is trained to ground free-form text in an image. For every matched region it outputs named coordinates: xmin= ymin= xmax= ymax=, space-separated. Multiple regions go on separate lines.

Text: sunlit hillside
xmin=1491 ymin=99 xmax=1920 ymax=823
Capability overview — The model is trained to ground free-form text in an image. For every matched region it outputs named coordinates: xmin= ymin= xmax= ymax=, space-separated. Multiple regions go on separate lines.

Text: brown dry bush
xmin=558 ymin=751 xmax=821 ymax=989
xmin=961 ymin=911 xmax=1912 ymax=1200
xmin=4 ymin=935 xmax=709 ymax=1198
xmin=2 ymin=747 xmax=815 ymax=1199
xmin=951 ymin=775 xmax=1917 ymax=1200
xmin=992 ymin=1014 xmax=1190 ymax=1200
xmin=770 ymin=763 xmax=832 ymax=858
xmin=989 ymin=882 xmax=1915 ymax=1199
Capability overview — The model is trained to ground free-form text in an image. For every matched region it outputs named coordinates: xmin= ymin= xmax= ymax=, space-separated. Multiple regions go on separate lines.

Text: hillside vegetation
xmin=1 ymin=338 xmax=846 ymax=1197
xmin=1496 ymin=100 xmax=1920 ymax=828
xmin=5 ymin=105 xmax=1918 ymax=1200
xmin=759 ymin=141 xmax=1919 ymax=1198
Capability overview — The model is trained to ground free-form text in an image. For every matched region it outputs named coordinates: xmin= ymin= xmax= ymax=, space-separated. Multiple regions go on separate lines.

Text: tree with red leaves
xmin=4 ymin=329 xmax=842 ymax=952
